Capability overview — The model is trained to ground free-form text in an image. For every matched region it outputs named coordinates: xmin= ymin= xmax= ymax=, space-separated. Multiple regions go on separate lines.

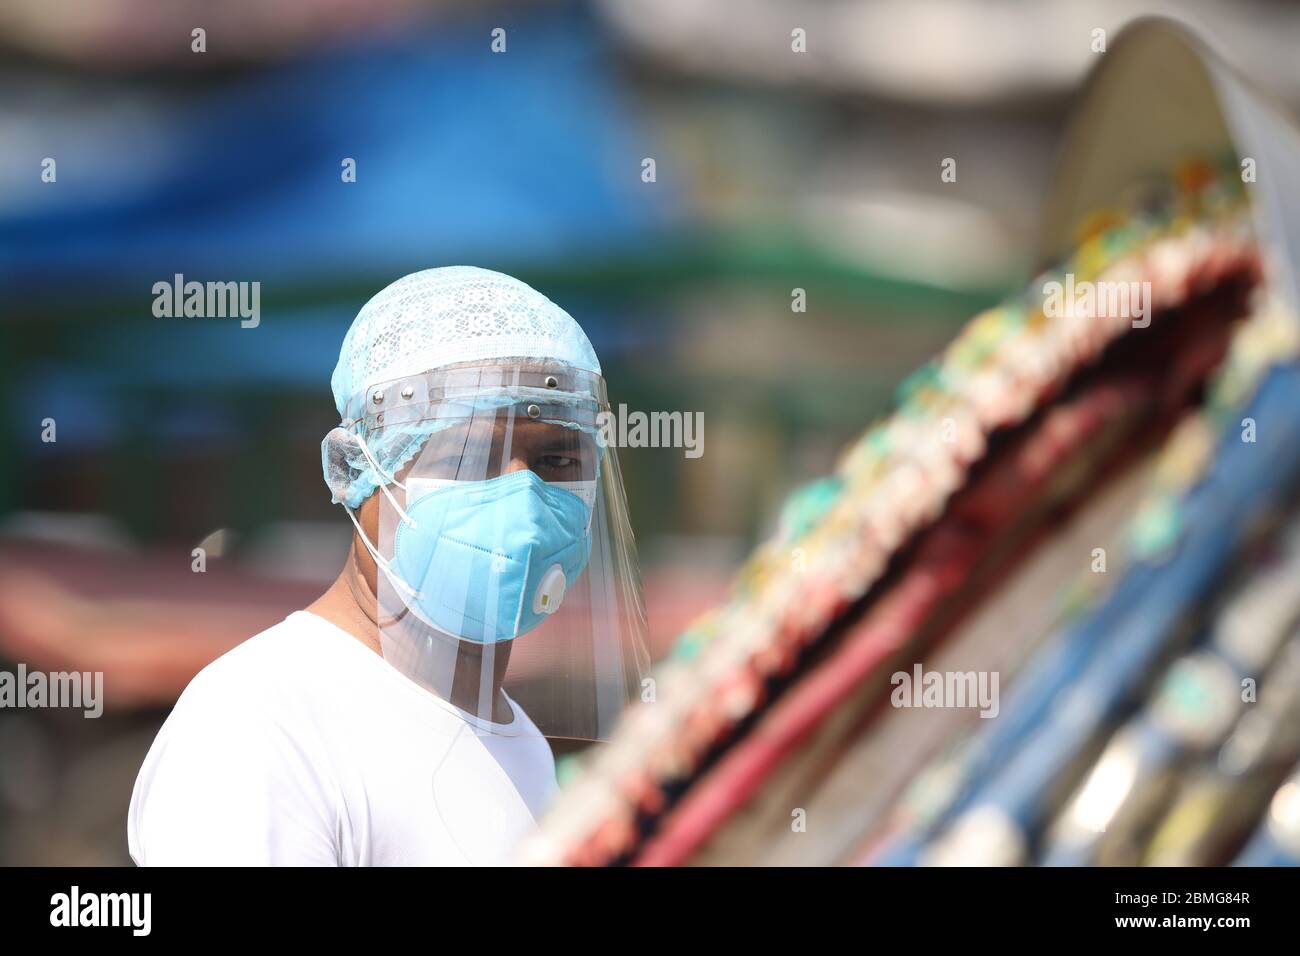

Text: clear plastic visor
xmin=356 ymin=362 xmax=650 ymax=743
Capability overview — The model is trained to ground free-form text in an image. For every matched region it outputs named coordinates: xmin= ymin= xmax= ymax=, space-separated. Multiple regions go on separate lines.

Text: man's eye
xmin=540 ymin=455 xmax=577 ymax=470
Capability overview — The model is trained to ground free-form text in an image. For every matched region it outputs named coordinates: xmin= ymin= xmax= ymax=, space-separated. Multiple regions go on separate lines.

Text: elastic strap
xmin=352 ymin=428 xmax=418 ymax=528
xmin=342 ymin=501 xmax=424 ymax=602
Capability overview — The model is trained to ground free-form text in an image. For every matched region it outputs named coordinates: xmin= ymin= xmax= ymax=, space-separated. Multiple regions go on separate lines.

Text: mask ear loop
xmin=341 ymin=497 xmax=426 ymax=606
xmin=336 ymin=425 xmax=423 ymax=600
xmin=341 ymin=515 xmax=412 ymax=631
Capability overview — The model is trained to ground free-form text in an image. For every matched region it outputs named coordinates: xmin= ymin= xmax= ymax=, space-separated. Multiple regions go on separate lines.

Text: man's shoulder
xmin=129 ymin=613 xmax=353 ymax=865
xmin=173 ymin=611 xmax=352 ymax=719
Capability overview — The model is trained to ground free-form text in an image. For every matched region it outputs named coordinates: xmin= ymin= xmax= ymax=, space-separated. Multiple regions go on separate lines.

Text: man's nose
xmin=502 ymin=455 xmax=532 ymax=475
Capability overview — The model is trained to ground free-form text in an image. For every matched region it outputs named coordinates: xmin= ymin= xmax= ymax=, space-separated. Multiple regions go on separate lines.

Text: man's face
xmin=354 ymin=416 xmax=598 ymax=600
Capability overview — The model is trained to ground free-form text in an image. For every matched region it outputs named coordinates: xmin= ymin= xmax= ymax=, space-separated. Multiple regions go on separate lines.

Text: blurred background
xmin=2 ymin=0 xmax=1300 ymax=864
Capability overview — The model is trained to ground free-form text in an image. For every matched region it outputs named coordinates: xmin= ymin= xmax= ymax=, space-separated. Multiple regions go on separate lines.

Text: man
xmin=128 ymin=266 xmax=648 ymax=865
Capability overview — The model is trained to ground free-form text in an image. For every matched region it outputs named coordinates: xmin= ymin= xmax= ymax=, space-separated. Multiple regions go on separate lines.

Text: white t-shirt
xmin=128 ymin=610 xmax=558 ymax=866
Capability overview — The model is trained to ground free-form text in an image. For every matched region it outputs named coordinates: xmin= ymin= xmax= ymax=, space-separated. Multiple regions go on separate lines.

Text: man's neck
xmin=305 ymin=547 xmax=515 ymax=724
xmin=306 ymin=570 xmax=381 ymax=655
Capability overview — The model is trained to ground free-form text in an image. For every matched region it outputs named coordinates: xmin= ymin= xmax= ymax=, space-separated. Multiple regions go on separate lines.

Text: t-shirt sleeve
xmin=128 ymin=672 xmax=340 ymax=866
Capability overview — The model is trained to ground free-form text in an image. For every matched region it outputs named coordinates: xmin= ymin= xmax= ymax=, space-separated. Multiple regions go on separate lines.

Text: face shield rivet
xmin=371 ymin=389 xmax=384 ymax=405
xmin=545 ymin=375 xmax=559 ymax=389
xmin=400 ymin=384 xmax=414 ymax=400
xmin=376 ymin=412 xmax=385 ymax=424
xmin=526 ymin=404 xmax=542 ymax=419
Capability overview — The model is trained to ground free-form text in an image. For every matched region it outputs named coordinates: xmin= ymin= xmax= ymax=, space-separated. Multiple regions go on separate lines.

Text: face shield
xmin=335 ymin=360 xmax=650 ymax=742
